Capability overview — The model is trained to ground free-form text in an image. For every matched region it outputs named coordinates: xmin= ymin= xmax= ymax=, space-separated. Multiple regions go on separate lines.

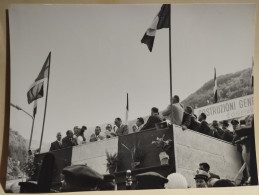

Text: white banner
xmin=194 ymin=94 xmax=253 ymax=123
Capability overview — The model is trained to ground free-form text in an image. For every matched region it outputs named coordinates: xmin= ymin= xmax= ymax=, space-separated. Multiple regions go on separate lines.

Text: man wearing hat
xmin=61 ymin=165 xmax=103 ymax=192
xmin=194 ymin=169 xmax=209 ymax=188
xmin=135 ymin=172 xmax=168 ymax=190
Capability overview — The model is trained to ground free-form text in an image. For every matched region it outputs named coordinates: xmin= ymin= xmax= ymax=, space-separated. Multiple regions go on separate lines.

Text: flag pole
xmin=169 ymin=5 xmax=173 ymax=124
xmin=39 ymin=52 xmax=51 ymax=153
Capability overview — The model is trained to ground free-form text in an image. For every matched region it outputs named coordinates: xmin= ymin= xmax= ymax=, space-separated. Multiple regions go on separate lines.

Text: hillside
xmin=7 ymin=129 xmax=27 ymax=180
xmin=181 ymin=68 xmax=253 ymax=109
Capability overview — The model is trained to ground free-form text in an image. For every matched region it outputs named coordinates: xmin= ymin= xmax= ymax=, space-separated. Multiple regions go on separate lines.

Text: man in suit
xmin=141 ymin=107 xmax=162 ymax=131
xmin=62 ymin=130 xmax=77 ymax=148
xmin=114 ymin=117 xmax=129 ymax=136
xmin=49 ymin=132 xmax=62 ymax=151
xmin=198 ymin=113 xmax=212 ymax=136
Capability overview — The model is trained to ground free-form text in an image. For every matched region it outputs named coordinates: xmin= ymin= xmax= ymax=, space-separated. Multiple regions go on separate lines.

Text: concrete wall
xmin=71 ymin=137 xmax=118 ymax=174
xmin=173 ymin=125 xmax=241 ymax=187
xmin=70 ymin=126 xmax=242 ymax=188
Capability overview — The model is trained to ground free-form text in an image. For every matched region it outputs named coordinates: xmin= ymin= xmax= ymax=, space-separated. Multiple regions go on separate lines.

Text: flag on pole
xmin=33 ymin=100 xmax=37 ymax=117
xmin=125 ymin=93 xmax=129 ymax=125
xmin=35 ymin=52 xmax=51 ymax=82
xmin=213 ymin=67 xmax=218 ymax=103
xmin=251 ymin=57 xmax=254 ymax=89
xmin=27 ymin=53 xmax=50 ymax=104
xmin=27 ymin=81 xmax=44 ymax=104
xmin=141 ymin=4 xmax=170 ymax=52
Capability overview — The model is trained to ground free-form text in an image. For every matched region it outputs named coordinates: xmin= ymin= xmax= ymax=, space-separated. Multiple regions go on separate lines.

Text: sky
xmin=8 ymin=4 xmax=256 ymax=146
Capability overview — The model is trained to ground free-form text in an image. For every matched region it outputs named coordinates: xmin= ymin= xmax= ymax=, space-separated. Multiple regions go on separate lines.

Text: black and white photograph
xmin=5 ymin=3 xmax=258 ymax=193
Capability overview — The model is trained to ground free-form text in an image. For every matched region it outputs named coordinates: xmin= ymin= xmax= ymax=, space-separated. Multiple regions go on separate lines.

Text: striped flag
xmin=27 ymin=53 xmax=50 ymax=104
xmin=213 ymin=68 xmax=218 ymax=103
xmin=125 ymin=93 xmax=129 ymax=125
xmin=251 ymin=57 xmax=254 ymax=89
xmin=35 ymin=52 xmax=50 ymax=82
xmin=141 ymin=4 xmax=170 ymax=52
xmin=27 ymin=81 xmax=44 ymax=104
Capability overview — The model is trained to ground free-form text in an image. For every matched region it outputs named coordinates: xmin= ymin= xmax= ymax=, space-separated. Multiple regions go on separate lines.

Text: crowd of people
xmin=49 ymin=94 xmax=253 ymax=151
xmin=44 ymin=94 xmax=256 ymax=191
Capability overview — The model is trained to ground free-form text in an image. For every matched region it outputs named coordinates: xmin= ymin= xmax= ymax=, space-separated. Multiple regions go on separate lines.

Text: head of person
xmin=185 ymin=106 xmax=193 ymax=115
xmin=198 ymin=113 xmax=206 ymax=122
xmin=194 ymin=170 xmax=209 ymax=188
xmin=135 ymin=172 xmax=168 ymax=190
xmin=164 ymin=173 xmax=188 ymax=189
xmin=61 ymin=165 xmax=103 ymax=192
xmin=56 ymin=132 xmax=62 ymax=141
xmin=231 ymin=119 xmax=239 ymax=130
xmin=81 ymin=126 xmax=87 ymax=131
xmin=73 ymin=126 xmax=80 ymax=135
xmin=222 ymin=120 xmax=229 ymax=129
xmin=79 ymin=128 xmax=86 ymax=136
xmin=199 ymin=162 xmax=210 ymax=172
xmin=212 ymin=120 xmax=219 ymax=128
xmin=95 ymin=126 xmax=101 ymax=136
xmin=151 ymin=107 xmax=159 ymax=116
xmin=213 ymin=179 xmax=235 ymax=187
xmin=172 ymin=95 xmax=180 ymax=104
xmin=245 ymin=115 xmax=254 ymax=126
xmin=240 ymin=120 xmax=246 ymax=126
xmin=136 ymin=117 xmax=144 ymax=127
xmin=106 ymin=124 xmax=112 ymax=132
xmin=114 ymin=118 xmax=122 ymax=128
xmin=132 ymin=124 xmax=138 ymax=132
xmin=66 ymin=130 xmax=73 ymax=138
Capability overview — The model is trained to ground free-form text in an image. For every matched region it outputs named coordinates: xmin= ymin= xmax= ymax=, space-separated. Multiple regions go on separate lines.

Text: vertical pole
xmin=39 ymin=52 xmax=51 ymax=153
xmin=28 ymin=117 xmax=35 ymax=151
xmin=168 ymin=6 xmax=173 ymax=124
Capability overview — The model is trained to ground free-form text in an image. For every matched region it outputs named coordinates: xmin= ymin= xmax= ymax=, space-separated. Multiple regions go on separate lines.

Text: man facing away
xmin=162 ymin=95 xmax=184 ymax=126
xmin=49 ymin=132 xmax=62 ymax=151
xmin=62 ymin=130 xmax=78 ymax=148
xmin=114 ymin=117 xmax=129 ymax=136
xmin=141 ymin=107 xmax=162 ymax=131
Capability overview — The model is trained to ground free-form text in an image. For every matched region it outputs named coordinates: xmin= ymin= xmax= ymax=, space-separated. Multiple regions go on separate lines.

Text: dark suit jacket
xmin=141 ymin=115 xmax=162 ymax=131
xmin=115 ymin=124 xmax=129 ymax=136
xmin=198 ymin=120 xmax=212 ymax=136
xmin=49 ymin=140 xmax=62 ymax=151
xmin=62 ymin=136 xmax=77 ymax=148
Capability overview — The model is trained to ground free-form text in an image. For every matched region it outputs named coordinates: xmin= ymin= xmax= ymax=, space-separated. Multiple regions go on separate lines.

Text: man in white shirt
xmin=136 ymin=117 xmax=145 ymax=132
xmin=162 ymin=95 xmax=184 ymax=126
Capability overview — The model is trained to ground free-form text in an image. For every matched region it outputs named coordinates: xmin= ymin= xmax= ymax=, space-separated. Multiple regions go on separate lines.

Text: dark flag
xmin=125 ymin=93 xmax=129 ymax=125
xmin=27 ymin=81 xmax=44 ymax=104
xmin=213 ymin=68 xmax=218 ymax=103
xmin=141 ymin=4 xmax=170 ymax=52
xmin=35 ymin=52 xmax=50 ymax=82
xmin=251 ymin=57 xmax=254 ymax=89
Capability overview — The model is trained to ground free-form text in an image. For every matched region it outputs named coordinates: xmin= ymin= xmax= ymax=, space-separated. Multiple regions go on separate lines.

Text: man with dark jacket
xmin=198 ymin=113 xmax=212 ymax=136
xmin=114 ymin=118 xmax=129 ymax=136
xmin=141 ymin=107 xmax=162 ymax=131
xmin=62 ymin=130 xmax=77 ymax=148
xmin=49 ymin=132 xmax=62 ymax=151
